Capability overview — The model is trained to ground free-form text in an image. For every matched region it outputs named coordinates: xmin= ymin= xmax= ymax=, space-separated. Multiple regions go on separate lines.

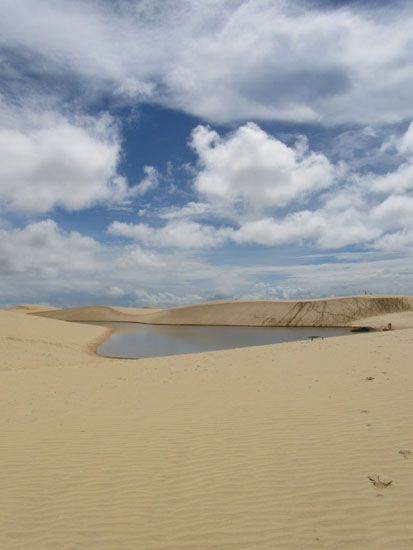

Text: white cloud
xmin=0 ymin=219 xmax=100 ymax=275
xmin=240 ymin=282 xmax=309 ymax=301
xmin=398 ymin=122 xmax=413 ymax=155
xmin=159 ymin=201 xmax=214 ymax=221
xmin=0 ymin=219 xmax=228 ymax=306
xmin=133 ymin=289 xmax=205 ymax=307
xmin=371 ymin=196 xmax=413 ymax=230
xmin=373 ymin=230 xmax=413 ymax=252
xmin=116 ymin=121 xmax=413 ymax=254
xmin=230 ymin=214 xmax=321 ymax=246
xmin=368 ymin=162 xmax=413 ymax=195
xmin=191 ymin=123 xmax=335 ymax=208
xmin=130 ymin=166 xmax=159 ymax=197
xmin=108 ymin=220 xmax=228 ymax=249
xmin=1 ymin=217 xmax=413 ymax=307
xmin=2 ymin=0 xmax=413 ymax=125
xmin=229 ymin=209 xmax=381 ymax=250
xmin=117 ymin=245 xmax=165 ymax=269
xmin=0 ymin=104 xmax=131 ymax=213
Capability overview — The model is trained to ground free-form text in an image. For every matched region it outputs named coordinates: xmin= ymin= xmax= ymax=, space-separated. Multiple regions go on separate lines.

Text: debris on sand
xmin=398 ymin=449 xmax=411 ymax=458
xmin=368 ymin=475 xmax=392 ymax=489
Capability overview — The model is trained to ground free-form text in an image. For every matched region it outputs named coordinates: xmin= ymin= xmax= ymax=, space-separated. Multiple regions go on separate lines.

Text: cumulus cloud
xmin=108 ymin=220 xmax=228 ymax=249
xmin=367 ymin=163 xmax=413 ymax=195
xmin=3 ymin=0 xmax=413 ymax=304
xmin=108 ymin=121 xmax=413 ymax=253
xmin=1 ymin=217 xmax=413 ymax=307
xmin=0 ymin=219 xmax=228 ymax=306
xmin=371 ymin=196 xmax=413 ymax=230
xmin=0 ymin=98 xmax=158 ymax=213
xmin=190 ymin=123 xmax=335 ymax=209
xmin=229 ymin=209 xmax=382 ymax=250
xmin=2 ymin=0 xmax=413 ymax=125
xmin=0 ymin=219 xmax=100 ymax=275
xmin=0 ymin=103 xmax=132 ymax=213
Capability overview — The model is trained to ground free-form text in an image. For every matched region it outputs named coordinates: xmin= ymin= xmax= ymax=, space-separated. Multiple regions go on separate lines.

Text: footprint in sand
xmin=398 ymin=449 xmax=411 ymax=458
xmin=368 ymin=475 xmax=392 ymax=490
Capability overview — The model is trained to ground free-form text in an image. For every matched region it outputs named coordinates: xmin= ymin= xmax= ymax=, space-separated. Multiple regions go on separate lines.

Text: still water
xmin=92 ymin=322 xmax=352 ymax=359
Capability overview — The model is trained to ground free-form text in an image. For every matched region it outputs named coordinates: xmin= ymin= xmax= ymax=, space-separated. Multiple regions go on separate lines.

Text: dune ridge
xmin=32 ymin=305 xmax=162 ymax=323
xmin=33 ymin=295 xmax=413 ymax=327
xmin=6 ymin=303 xmax=59 ymax=314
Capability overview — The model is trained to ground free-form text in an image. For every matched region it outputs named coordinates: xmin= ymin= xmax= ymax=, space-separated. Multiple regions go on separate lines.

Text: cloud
xmin=190 ymin=123 xmax=335 ymax=209
xmin=0 ymin=218 xmax=227 ymax=306
xmin=133 ymin=289 xmax=205 ymax=307
xmin=367 ymin=162 xmax=413 ymax=195
xmin=118 ymin=245 xmax=165 ymax=268
xmin=373 ymin=230 xmax=413 ymax=252
xmin=398 ymin=121 xmax=413 ymax=155
xmin=130 ymin=166 xmax=159 ymax=197
xmin=2 ymin=0 xmax=413 ymax=125
xmin=1 ymin=217 xmax=413 ymax=308
xmin=0 ymin=98 xmax=159 ymax=213
xmin=0 ymin=103 xmax=130 ymax=213
xmin=240 ymin=282 xmax=310 ymax=301
xmin=0 ymin=219 xmax=100 ymax=275
xmin=108 ymin=219 xmax=228 ymax=249
xmin=371 ymin=195 xmax=413 ymax=230
xmin=229 ymin=209 xmax=382 ymax=250
xmin=111 ymin=120 xmax=413 ymax=254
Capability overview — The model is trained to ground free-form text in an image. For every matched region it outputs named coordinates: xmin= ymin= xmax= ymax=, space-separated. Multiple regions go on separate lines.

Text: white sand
xmin=34 ymin=295 xmax=413 ymax=327
xmin=1 ymin=297 xmax=413 ymax=549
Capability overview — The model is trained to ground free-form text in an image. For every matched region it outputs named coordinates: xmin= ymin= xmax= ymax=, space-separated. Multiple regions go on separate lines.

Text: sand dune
xmin=0 ymin=309 xmax=109 ymax=369
xmin=33 ymin=304 xmax=163 ymax=322
xmin=6 ymin=303 xmax=59 ymax=314
xmin=138 ymin=295 xmax=413 ymax=326
xmin=34 ymin=295 xmax=413 ymax=327
xmin=2 ymin=302 xmax=413 ymax=549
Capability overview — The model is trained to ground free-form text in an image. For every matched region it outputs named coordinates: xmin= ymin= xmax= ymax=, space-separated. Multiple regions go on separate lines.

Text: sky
xmin=1 ymin=0 xmax=413 ymax=307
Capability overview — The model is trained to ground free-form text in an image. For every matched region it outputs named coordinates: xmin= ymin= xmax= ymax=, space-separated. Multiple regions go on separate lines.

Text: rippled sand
xmin=1 ymin=303 xmax=413 ymax=549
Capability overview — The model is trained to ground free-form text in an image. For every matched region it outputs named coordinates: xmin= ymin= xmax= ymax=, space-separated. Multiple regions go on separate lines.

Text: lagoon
xmin=92 ymin=322 xmax=353 ymax=359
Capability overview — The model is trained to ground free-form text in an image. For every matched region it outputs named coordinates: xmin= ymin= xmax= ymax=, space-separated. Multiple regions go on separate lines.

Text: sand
xmin=1 ymin=297 xmax=413 ymax=549
xmin=6 ymin=303 xmax=60 ymax=314
xmin=33 ymin=295 xmax=413 ymax=327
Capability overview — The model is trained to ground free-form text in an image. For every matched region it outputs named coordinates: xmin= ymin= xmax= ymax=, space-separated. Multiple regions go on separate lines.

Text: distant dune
xmin=32 ymin=295 xmax=413 ymax=327
xmin=31 ymin=305 xmax=162 ymax=322
xmin=6 ymin=304 xmax=59 ymax=314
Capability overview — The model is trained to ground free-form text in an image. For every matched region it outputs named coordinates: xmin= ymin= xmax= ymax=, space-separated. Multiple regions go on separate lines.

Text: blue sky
xmin=1 ymin=0 xmax=413 ymax=307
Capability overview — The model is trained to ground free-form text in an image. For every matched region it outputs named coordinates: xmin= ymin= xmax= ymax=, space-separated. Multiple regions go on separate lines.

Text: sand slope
xmin=6 ymin=303 xmax=59 ymax=314
xmin=0 ymin=310 xmax=109 ymax=369
xmin=1 ymin=307 xmax=413 ymax=549
xmin=34 ymin=295 xmax=413 ymax=327
xmin=33 ymin=304 xmax=162 ymax=323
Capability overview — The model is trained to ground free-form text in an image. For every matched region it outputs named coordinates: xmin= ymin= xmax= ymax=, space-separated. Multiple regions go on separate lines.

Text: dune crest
xmin=33 ymin=295 xmax=413 ymax=327
xmin=6 ymin=303 xmax=59 ymax=314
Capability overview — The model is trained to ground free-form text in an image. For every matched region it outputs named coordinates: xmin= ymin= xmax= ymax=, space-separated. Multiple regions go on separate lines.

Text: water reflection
xmin=90 ymin=322 xmax=352 ymax=359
